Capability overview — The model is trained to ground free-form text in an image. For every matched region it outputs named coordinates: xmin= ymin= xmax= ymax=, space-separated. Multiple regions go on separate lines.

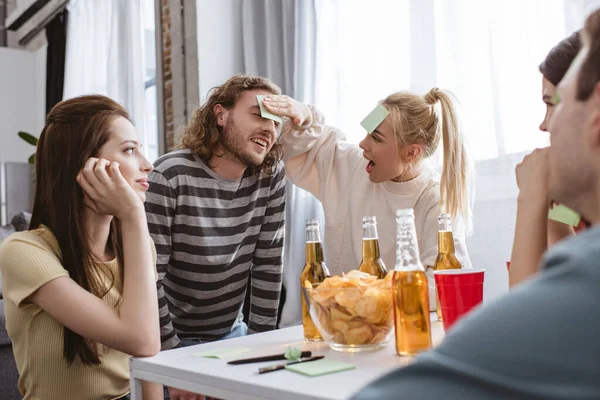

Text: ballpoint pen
xmin=228 ymin=351 xmax=312 ymax=365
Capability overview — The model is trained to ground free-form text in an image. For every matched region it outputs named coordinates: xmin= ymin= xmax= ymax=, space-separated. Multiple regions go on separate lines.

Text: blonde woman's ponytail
xmin=430 ymin=89 xmax=472 ymax=232
xmin=424 ymin=88 xmax=439 ymax=105
xmin=382 ymin=88 xmax=473 ymax=232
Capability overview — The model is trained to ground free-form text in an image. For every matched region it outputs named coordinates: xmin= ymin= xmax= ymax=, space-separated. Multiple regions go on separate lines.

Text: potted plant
xmin=17 ymin=131 xmax=38 ymax=165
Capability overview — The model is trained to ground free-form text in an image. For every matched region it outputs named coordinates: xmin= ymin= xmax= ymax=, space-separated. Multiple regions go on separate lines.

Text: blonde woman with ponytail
xmin=262 ymin=89 xmax=472 ymax=309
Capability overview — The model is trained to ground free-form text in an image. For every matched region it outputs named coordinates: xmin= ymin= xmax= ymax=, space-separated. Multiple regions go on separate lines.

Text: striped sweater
xmin=145 ymin=149 xmax=286 ymax=350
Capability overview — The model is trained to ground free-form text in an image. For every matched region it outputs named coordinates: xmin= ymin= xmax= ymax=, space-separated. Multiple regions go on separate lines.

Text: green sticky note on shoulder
xmin=360 ymin=103 xmax=390 ymax=133
xmin=256 ymin=95 xmax=283 ymax=124
xmin=191 ymin=348 xmax=249 ymax=359
xmin=548 ymin=204 xmax=581 ymax=227
xmin=285 ymin=358 xmax=355 ymax=377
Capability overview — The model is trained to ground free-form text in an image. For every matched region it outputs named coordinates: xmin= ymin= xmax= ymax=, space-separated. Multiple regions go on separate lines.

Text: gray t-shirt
xmin=352 ymin=226 xmax=600 ymax=400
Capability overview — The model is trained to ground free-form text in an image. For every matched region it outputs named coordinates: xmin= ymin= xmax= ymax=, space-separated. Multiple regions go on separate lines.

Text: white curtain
xmin=242 ymin=0 xmax=325 ymax=328
xmin=63 ymin=0 xmax=149 ymax=156
xmin=314 ymin=0 xmax=600 ymax=301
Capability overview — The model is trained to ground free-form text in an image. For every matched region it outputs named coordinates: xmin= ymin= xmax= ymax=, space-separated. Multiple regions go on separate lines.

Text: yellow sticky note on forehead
xmin=256 ymin=95 xmax=283 ymax=124
xmin=360 ymin=104 xmax=390 ymax=133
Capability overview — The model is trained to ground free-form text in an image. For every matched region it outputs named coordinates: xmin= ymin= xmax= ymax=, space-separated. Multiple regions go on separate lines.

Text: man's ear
xmin=588 ymin=82 xmax=600 ymax=148
xmin=588 ymin=110 xmax=600 ymax=148
xmin=213 ymin=104 xmax=227 ymax=127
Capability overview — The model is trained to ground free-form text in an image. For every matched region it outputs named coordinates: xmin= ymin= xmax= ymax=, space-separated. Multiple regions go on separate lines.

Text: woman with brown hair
xmin=0 ymin=95 xmax=161 ymax=399
xmin=510 ymin=31 xmax=585 ymax=287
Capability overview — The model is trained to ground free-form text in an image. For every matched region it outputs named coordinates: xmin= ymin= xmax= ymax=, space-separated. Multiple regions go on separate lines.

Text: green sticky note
xmin=360 ymin=104 xmax=390 ymax=133
xmin=191 ymin=348 xmax=249 ymax=359
xmin=285 ymin=358 xmax=355 ymax=377
xmin=548 ymin=204 xmax=581 ymax=227
xmin=256 ymin=95 xmax=283 ymax=124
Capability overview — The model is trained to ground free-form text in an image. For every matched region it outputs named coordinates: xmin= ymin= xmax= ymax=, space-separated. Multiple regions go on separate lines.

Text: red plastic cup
xmin=434 ymin=269 xmax=485 ymax=331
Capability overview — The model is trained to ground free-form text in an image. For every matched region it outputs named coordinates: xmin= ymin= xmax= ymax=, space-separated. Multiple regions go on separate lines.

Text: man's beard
xmin=222 ymin=116 xmax=264 ymax=168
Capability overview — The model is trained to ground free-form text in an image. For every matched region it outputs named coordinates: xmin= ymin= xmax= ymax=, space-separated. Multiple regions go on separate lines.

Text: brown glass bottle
xmin=300 ymin=219 xmax=330 ymax=341
xmin=433 ymin=213 xmax=463 ymax=321
xmin=358 ymin=216 xmax=388 ymax=279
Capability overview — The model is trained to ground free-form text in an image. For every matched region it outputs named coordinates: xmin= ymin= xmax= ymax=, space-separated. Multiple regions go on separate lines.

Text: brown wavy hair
xmin=30 ymin=95 xmax=128 ymax=365
xmin=179 ymin=74 xmax=283 ymax=175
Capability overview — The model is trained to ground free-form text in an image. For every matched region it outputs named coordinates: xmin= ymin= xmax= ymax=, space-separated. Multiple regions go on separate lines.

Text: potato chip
xmin=311 ymin=287 xmax=338 ymax=304
xmin=334 ymin=332 xmax=345 ymax=343
xmin=370 ymin=330 xmax=388 ymax=344
xmin=334 ymin=287 xmax=362 ymax=309
xmin=330 ymin=307 xmax=353 ymax=322
xmin=354 ymin=292 xmax=378 ymax=318
xmin=346 ymin=320 xmax=369 ymax=330
xmin=383 ymin=312 xmax=394 ymax=329
xmin=332 ymin=319 xmax=350 ymax=333
xmin=344 ymin=325 xmax=372 ymax=345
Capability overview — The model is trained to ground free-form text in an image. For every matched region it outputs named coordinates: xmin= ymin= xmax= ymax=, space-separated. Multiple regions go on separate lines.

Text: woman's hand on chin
xmin=77 ymin=157 xmax=144 ymax=221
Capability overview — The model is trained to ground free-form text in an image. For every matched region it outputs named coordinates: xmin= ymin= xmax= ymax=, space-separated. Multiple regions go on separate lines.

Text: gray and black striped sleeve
xmin=248 ymin=169 xmax=286 ymax=333
xmin=145 ymin=170 xmax=180 ymax=350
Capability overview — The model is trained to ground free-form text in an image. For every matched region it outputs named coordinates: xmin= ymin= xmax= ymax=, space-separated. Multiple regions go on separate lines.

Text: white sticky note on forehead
xmin=360 ymin=104 xmax=390 ymax=133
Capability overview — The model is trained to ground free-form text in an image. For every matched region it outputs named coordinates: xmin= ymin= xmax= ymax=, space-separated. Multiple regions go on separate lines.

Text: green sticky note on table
xmin=257 ymin=95 xmax=283 ymax=124
xmin=360 ymin=103 xmax=390 ymax=133
xmin=191 ymin=348 xmax=249 ymax=359
xmin=285 ymin=358 xmax=355 ymax=377
xmin=548 ymin=204 xmax=581 ymax=227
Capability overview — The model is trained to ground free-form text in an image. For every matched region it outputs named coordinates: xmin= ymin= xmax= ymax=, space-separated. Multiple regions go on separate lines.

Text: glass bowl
xmin=302 ymin=271 xmax=394 ymax=352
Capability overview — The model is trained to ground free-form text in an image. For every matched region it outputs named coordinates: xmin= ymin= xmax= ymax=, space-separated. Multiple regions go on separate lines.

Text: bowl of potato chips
xmin=303 ymin=270 xmax=394 ymax=352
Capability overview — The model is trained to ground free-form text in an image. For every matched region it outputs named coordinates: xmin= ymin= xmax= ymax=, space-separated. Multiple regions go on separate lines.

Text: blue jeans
xmin=163 ymin=322 xmax=248 ymax=399
xmin=179 ymin=322 xmax=248 ymax=347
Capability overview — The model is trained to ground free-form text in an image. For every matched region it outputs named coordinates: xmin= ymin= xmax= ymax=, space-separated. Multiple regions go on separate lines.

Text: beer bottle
xmin=433 ymin=213 xmax=463 ymax=321
xmin=300 ymin=219 xmax=330 ymax=341
xmin=358 ymin=216 xmax=388 ymax=279
xmin=392 ymin=209 xmax=432 ymax=356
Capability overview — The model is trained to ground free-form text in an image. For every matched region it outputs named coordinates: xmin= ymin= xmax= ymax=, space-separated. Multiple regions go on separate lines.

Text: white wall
xmin=0 ymin=46 xmax=46 ymax=164
xmin=196 ymin=0 xmax=244 ymax=102
xmin=464 ymin=155 xmax=525 ymax=303
xmin=467 ymin=198 xmax=514 ymax=303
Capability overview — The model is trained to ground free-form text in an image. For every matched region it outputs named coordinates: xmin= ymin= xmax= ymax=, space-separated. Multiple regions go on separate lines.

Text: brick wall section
xmin=0 ymin=1 xmax=8 ymax=47
xmin=161 ymin=0 xmax=175 ymax=151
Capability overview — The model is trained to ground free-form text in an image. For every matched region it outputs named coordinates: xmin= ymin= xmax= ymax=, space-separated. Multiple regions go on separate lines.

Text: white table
xmin=130 ymin=314 xmax=444 ymax=400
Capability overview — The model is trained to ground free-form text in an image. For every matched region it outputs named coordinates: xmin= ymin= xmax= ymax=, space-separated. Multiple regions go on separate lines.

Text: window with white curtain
xmin=142 ymin=0 xmax=158 ymax=163
xmin=63 ymin=0 xmax=159 ymax=162
xmin=314 ymin=0 xmax=411 ymax=146
xmin=314 ymin=0 xmax=592 ymax=160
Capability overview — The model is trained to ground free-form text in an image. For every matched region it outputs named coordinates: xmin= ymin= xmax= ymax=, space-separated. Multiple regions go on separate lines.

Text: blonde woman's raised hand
xmin=77 ymin=157 xmax=144 ymax=221
xmin=262 ymin=95 xmax=311 ymax=128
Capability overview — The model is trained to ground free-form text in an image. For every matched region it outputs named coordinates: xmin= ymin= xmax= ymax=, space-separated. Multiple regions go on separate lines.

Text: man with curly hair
xmin=145 ymin=75 xmax=286 ymax=384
